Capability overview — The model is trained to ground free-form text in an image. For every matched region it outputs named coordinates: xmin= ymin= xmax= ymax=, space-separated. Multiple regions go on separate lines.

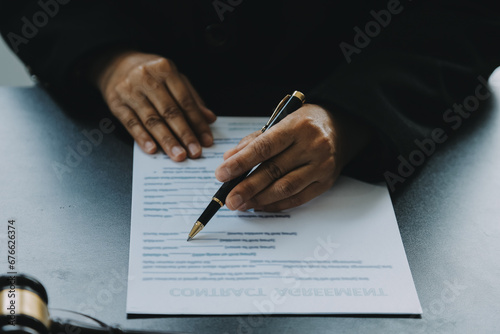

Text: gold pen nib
xmin=187 ymin=221 xmax=204 ymax=241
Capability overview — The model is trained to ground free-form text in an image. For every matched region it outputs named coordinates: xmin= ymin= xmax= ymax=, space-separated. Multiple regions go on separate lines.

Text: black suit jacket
xmin=1 ymin=0 xmax=499 ymax=186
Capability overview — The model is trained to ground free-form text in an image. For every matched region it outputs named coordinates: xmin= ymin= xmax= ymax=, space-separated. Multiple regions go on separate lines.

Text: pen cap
xmin=292 ymin=91 xmax=305 ymax=103
xmin=273 ymin=91 xmax=305 ymax=125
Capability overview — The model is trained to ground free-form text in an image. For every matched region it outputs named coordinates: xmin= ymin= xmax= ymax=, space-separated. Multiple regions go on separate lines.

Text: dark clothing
xmin=1 ymin=0 xmax=499 ymax=183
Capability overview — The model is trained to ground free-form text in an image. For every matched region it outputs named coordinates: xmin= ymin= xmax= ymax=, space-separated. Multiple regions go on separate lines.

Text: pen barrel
xmin=197 ymin=200 xmax=223 ymax=227
xmin=214 ymin=170 xmax=251 ymax=204
xmin=195 ymin=170 xmax=251 ymax=226
xmin=191 ymin=91 xmax=304 ymax=236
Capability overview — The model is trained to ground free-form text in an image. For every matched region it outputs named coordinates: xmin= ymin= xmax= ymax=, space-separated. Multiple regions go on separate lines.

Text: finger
xmin=138 ymin=82 xmax=201 ymax=158
xmin=164 ymin=71 xmax=213 ymax=149
xmin=215 ymin=125 xmax=294 ymax=182
xmin=128 ymin=67 xmax=202 ymax=158
xmin=121 ymin=92 xmax=188 ymax=161
xmin=181 ymin=74 xmax=217 ymax=124
xmin=223 ymin=130 xmax=261 ymax=160
xmin=225 ymin=146 xmax=308 ymax=210
xmin=232 ymin=163 xmax=314 ymax=211
xmin=109 ymin=99 xmax=157 ymax=154
xmin=254 ymin=181 xmax=333 ymax=212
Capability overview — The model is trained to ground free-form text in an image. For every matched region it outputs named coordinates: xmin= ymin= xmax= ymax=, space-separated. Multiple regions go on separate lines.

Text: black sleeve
xmin=305 ymin=0 xmax=500 ymax=187
xmin=0 ymin=0 xmax=143 ymax=96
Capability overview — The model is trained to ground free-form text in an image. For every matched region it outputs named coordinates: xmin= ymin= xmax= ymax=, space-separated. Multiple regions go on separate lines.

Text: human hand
xmin=91 ymin=50 xmax=216 ymax=161
xmin=215 ymin=104 xmax=371 ymax=211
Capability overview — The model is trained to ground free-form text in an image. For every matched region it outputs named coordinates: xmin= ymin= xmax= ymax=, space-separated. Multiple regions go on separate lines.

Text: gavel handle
xmin=50 ymin=319 xmax=187 ymax=334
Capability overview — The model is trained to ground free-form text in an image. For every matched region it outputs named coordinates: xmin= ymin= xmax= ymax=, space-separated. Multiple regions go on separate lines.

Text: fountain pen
xmin=187 ymin=91 xmax=305 ymax=241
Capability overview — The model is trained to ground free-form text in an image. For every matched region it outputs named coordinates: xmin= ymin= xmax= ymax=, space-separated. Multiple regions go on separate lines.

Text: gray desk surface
xmin=1 ymin=84 xmax=499 ymax=334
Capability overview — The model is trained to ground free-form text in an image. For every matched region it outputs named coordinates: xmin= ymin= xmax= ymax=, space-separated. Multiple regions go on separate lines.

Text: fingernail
xmin=228 ymin=194 xmax=243 ymax=210
xmin=144 ymin=141 xmax=156 ymax=153
xmin=172 ymin=146 xmax=185 ymax=158
xmin=188 ymin=143 xmax=201 ymax=157
xmin=201 ymin=133 xmax=213 ymax=146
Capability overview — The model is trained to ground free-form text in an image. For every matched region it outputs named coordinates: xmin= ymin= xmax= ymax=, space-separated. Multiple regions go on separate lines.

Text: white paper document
xmin=126 ymin=117 xmax=422 ymax=315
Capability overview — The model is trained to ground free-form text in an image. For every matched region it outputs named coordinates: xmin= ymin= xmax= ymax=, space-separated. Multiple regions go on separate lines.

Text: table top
xmin=1 ymin=83 xmax=499 ymax=334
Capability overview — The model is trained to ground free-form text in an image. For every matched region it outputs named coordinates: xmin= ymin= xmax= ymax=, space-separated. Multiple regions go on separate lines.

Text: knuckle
xmin=295 ymin=115 xmax=312 ymax=128
xmin=252 ymin=137 xmax=273 ymax=160
xmin=276 ymin=178 xmax=297 ymax=198
xmin=108 ymin=96 xmax=123 ymax=110
xmin=136 ymin=65 xmax=147 ymax=76
xmin=159 ymin=58 xmax=174 ymax=70
xmin=129 ymin=67 xmax=146 ymax=83
xmin=144 ymin=115 xmax=163 ymax=129
xmin=237 ymin=136 xmax=250 ymax=148
xmin=155 ymin=57 xmax=169 ymax=67
xmin=125 ymin=117 xmax=140 ymax=130
xmin=115 ymin=81 xmax=130 ymax=96
xmin=143 ymin=75 xmax=160 ymax=91
xmin=314 ymin=136 xmax=332 ymax=152
xmin=156 ymin=58 xmax=176 ymax=76
xmin=236 ymin=132 xmax=258 ymax=149
xmin=264 ymin=160 xmax=283 ymax=181
xmin=239 ymin=136 xmax=251 ymax=145
xmin=126 ymin=87 xmax=144 ymax=105
xmin=178 ymin=96 xmax=197 ymax=112
xmin=104 ymin=91 xmax=117 ymax=105
xmin=161 ymin=105 xmax=182 ymax=120
xmin=113 ymin=106 xmax=131 ymax=119
xmin=297 ymin=116 xmax=319 ymax=133
xmin=244 ymin=131 xmax=259 ymax=142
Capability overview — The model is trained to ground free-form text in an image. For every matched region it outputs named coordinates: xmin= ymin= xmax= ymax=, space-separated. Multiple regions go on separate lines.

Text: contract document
xmin=126 ymin=117 xmax=422 ymax=315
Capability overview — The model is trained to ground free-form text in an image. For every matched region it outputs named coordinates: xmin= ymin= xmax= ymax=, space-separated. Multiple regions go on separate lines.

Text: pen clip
xmin=261 ymin=94 xmax=291 ymax=133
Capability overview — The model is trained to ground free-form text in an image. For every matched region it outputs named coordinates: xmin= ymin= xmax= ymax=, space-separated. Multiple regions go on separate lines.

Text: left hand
xmin=215 ymin=104 xmax=372 ymax=212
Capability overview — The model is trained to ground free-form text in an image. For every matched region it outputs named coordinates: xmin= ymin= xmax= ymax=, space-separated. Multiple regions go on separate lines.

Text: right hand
xmin=92 ymin=51 xmax=216 ymax=161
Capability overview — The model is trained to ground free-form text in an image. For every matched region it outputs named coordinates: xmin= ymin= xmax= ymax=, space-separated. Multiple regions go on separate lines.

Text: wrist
xmin=86 ymin=49 xmax=139 ymax=93
xmin=317 ymin=104 xmax=373 ymax=169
